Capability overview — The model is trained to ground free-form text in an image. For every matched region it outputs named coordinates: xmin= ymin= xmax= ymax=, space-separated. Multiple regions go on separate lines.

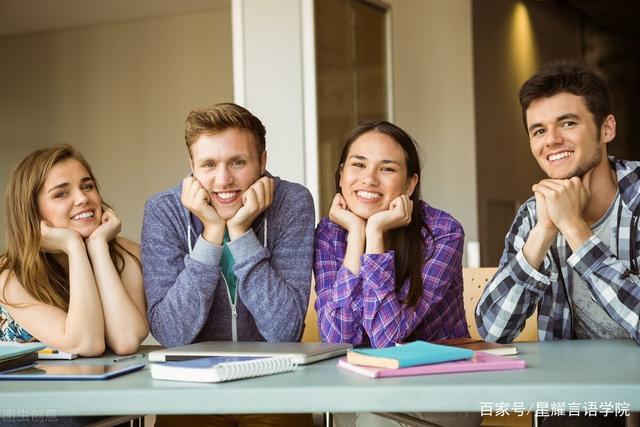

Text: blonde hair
xmin=184 ymin=103 xmax=266 ymax=157
xmin=0 ymin=144 xmax=137 ymax=310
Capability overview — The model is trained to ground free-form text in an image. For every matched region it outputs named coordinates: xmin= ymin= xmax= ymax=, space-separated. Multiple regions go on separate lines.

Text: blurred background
xmin=1 ymin=0 xmax=638 ymax=266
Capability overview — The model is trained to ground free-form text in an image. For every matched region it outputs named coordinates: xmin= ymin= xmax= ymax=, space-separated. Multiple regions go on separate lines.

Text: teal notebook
xmin=0 ymin=342 xmax=46 ymax=361
xmin=347 ymin=340 xmax=474 ymax=369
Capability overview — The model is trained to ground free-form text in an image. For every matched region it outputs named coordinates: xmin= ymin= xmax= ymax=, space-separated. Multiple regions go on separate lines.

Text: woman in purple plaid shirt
xmin=313 ymin=121 xmax=470 ymax=350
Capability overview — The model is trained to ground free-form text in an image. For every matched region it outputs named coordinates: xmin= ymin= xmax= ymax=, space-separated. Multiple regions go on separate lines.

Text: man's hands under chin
xmin=227 ymin=176 xmax=274 ymax=240
xmin=180 ymin=176 xmax=225 ymax=245
xmin=531 ymin=171 xmax=593 ymax=252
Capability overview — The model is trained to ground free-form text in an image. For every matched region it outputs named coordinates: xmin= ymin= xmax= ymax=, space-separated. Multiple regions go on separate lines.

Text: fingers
xmin=331 ymin=193 xmax=347 ymax=211
xmin=101 ymin=207 xmax=116 ymax=224
xmin=388 ymin=195 xmax=412 ymax=226
xmin=181 ymin=176 xmax=211 ymax=210
xmin=242 ymin=187 xmax=258 ymax=211
xmin=244 ymin=177 xmax=274 ymax=212
xmin=263 ymin=177 xmax=274 ymax=207
xmin=532 ymin=178 xmax=582 ymax=200
xmin=329 ymin=194 xmax=346 ymax=221
xmin=40 ymin=220 xmax=52 ymax=235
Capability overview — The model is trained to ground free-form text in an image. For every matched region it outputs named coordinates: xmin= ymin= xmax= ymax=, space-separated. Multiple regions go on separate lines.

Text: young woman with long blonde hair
xmin=0 ymin=145 xmax=148 ymax=356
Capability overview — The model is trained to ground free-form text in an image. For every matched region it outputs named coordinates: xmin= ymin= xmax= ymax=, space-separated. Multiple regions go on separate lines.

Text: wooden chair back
xmin=463 ymin=267 xmax=538 ymax=342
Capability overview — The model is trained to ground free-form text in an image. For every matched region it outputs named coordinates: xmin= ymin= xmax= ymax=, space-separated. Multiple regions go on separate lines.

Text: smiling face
xmin=339 ymin=131 xmax=418 ymax=219
xmin=526 ymin=92 xmax=613 ymax=179
xmin=190 ymin=127 xmax=266 ymax=220
xmin=37 ymin=158 xmax=103 ymax=237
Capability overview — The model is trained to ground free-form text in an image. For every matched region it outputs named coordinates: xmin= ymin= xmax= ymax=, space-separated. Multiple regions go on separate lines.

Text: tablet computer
xmin=0 ymin=362 xmax=144 ymax=380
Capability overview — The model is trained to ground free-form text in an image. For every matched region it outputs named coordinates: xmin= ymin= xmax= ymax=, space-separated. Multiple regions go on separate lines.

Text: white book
xmin=150 ymin=355 xmax=297 ymax=383
xmin=38 ymin=347 xmax=78 ymax=360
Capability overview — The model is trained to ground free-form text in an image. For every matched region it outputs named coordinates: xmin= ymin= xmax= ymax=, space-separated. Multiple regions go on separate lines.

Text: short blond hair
xmin=184 ymin=103 xmax=266 ymax=157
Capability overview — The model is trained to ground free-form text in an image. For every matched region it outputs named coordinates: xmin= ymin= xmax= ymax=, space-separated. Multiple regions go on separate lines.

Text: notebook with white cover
xmin=149 ymin=341 xmax=352 ymax=365
xmin=38 ymin=347 xmax=78 ymax=360
xmin=150 ymin=355 xmax=296 ymax=383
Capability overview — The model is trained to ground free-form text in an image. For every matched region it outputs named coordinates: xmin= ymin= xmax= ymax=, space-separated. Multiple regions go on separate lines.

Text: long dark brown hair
xmin=0 ymin=144 xmax=139 ymax=310
xmin=335 ymin=121 xmax=433 ymax=307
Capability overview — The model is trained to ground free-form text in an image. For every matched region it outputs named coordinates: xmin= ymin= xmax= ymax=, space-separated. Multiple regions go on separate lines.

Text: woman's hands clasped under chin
xmin=330 ymin=192 xmax=413 ymax=255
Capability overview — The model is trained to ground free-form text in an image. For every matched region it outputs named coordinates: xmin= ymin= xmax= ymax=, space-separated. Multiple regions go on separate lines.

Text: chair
xmin=463 ymin=267 xmax=538 ymax=342
xmin=305 ymin=268 xmax=538 ymax=343
xmin=464 ymin=268 xmax=536 ymax=427
xmin=301 ymin=284 xmax=320 ymax=343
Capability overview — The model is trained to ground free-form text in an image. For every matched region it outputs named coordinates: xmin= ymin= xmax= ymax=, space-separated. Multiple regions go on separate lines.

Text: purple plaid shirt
xmin=314 ymin=201 xmax=469 ymax=348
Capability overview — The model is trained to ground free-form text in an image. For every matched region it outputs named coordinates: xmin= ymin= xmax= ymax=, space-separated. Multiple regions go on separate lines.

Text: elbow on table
xmin=71 ymin=339 xmax=106 ymax=357
xmin=109 ymin=328 xmax=149 ymax=356
xmin=110 ymin=340 xmax=141 ymax=356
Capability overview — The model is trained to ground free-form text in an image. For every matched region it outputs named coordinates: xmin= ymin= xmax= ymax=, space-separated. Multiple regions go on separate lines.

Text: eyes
xmin=199 ymin=159 xmax=247 ymax=169
xmin=53 ymin=182 xmax=96 ymax=199
xmin=348 ymin=161 xmax=397 ymax=173
xmin=530 ymin=121 xmax=578 ymax=138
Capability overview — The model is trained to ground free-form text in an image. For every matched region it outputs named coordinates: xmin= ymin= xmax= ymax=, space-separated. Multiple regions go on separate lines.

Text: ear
xmin=405 ymin=173 xmax=419 ymax=196
xmin=260 ymin=150 xmax=267 ymax=175
xmin=601 ymin=114 xmax=616 ymax=145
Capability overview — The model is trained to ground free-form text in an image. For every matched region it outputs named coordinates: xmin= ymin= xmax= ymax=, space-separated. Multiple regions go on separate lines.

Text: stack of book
xmin=0 ymin=342 xmax=46 ymax=373
xmin=338 ymin=340 xmax=525 ymax=378
xmin=434 ymin=337 xmax=518 ymax=356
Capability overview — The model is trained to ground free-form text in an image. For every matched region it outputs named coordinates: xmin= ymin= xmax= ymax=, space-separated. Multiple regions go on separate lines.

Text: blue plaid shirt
xmin=476 ymin=158 xmax=640 ymax=345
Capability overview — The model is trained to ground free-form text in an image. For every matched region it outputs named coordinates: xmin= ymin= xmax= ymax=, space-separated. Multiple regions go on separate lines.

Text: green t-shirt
xmin=221 ymin=230 xmax=237 ymax=304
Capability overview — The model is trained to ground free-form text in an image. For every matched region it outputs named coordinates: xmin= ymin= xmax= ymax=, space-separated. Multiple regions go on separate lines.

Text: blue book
xmin=150 ymin=355 xmax=297 ymax=383
xmin=0 ymin=342 xmax=46 ymax=362
xmin=347 ymin=340 xmax=474 ymax=369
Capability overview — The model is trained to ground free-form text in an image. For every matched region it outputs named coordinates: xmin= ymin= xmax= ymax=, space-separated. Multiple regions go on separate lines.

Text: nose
xmin=215 ymin=166 xmax=234 ymax=187
xmin=360 ymin=166 xmax=379 ymax=186
xmin=544 ymin=127 xmax=563 ymax=146
xmin=73 ymin=188 xmax=89 ymax=206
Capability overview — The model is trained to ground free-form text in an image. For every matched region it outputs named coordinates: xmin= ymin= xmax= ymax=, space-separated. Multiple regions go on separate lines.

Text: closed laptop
xmin=149 ymin=341 xmax=352 ymax=365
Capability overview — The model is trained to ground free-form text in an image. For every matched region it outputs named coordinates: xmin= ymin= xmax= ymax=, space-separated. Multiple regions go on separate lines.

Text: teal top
xmin=221 ymin=230 xmax=237 ymax=304
xmin=0 ymin=305 xmax=35 ymax=342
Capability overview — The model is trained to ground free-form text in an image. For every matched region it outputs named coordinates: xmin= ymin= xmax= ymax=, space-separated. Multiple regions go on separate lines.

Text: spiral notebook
xmin=150 ymin=355 xmax=297 ymax=383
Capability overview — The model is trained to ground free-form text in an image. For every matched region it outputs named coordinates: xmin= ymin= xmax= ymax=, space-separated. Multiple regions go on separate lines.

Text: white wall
xmin=0 ymin=7 xmax=233 ymax=247
xmin=232 ymin=0 xmax=319 ymax=215
xmin=387 ymin=0 xmax=478 ymax=245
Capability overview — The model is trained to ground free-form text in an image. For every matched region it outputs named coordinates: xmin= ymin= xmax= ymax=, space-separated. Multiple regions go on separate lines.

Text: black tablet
xmin=0 ymin=362 xmax=144 ymax=380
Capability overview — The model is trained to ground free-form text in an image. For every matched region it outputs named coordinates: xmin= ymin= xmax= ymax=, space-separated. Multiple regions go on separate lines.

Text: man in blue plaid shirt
xmin=476 ymin=59 xmax=640 ymax=346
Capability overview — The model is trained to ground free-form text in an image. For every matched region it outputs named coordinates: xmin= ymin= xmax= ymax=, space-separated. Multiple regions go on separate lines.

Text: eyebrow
xmin=528 ymin=113 xmax=580 ymax=133
xmin=197 ymin=154 xmax=250 ymax=163
xmin=46 ymin=177 xmax=94 ymax=194
xmin=348 ymin=154 xmax=401 ymax=166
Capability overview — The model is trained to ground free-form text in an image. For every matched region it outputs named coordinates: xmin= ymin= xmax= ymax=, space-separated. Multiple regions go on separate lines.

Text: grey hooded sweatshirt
xmin=141 ymin=174 xmax=315 ymax=347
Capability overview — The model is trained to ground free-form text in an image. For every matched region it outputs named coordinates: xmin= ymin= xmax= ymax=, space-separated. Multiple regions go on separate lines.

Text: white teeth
xmin=217 ymin=192 xmax=237 ymax=200
xmin=72 ymin=211 xmax=94 ymax=220
xmin=548 ymin=151 xmax=573 ymax=162
xmin=356 ymin=191 xmax=381 ymax=200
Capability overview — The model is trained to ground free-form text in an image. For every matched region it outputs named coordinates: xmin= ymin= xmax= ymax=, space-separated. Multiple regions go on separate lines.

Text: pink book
xmin=337 ymin=352 xmax=525 ymax=378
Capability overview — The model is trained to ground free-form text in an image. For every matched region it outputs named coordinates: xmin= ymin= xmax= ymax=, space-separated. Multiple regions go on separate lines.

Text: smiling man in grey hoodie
xmin=141 ymin=103 xmax=314 ymax=426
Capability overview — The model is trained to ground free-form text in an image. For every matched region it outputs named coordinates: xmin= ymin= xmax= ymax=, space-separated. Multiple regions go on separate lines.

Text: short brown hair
xmin=519 ymin=59 xmax=612 ymax=131
xmin=184 ymin=103 xmax=266 ymax=156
